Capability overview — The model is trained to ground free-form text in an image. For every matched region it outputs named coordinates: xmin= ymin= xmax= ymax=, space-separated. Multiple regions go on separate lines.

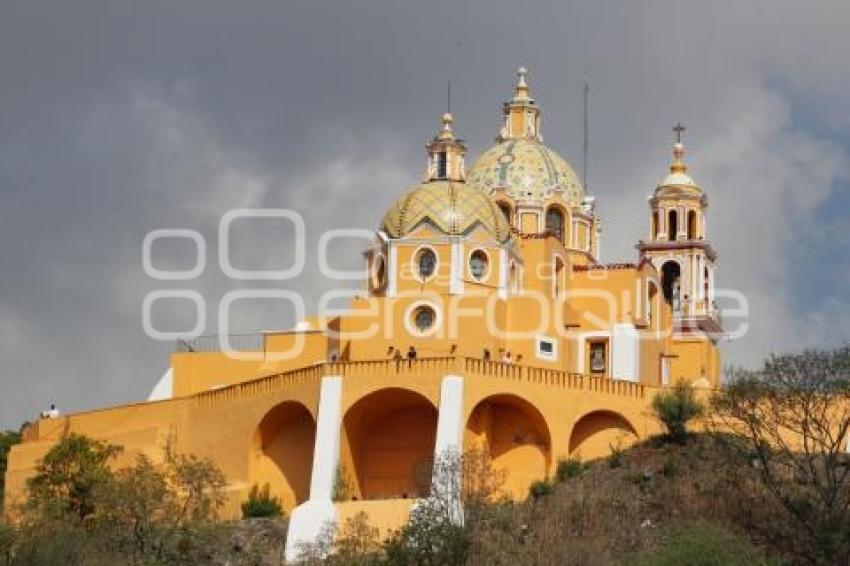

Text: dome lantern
xmin=498 ymin=66 xmax=542 ymax=142
xmin=425 ymin=112 xmax=467 ymax=183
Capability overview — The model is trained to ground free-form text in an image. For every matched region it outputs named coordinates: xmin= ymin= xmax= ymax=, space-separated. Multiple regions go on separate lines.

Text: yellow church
xmin=4 ymin=68 xmax=722 ymax=557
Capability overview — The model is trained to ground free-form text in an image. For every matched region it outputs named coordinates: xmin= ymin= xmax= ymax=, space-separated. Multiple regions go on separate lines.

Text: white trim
xmin=147 ymin=368 xmax=173 ymax=401
xmin=575 ymin=331 xmax=610 ymax=374
xmin=411 ymin=244 xmax=439 ymax=283
xmin=535 ymin=335 xmax=558 ymax=362
xmin=468 ymin=247 xmax=492 ymax=283
xmin=450 ymin=240 xmax=463 ymax=295
xmin=387 ymin=244 xmax=398 ymax=297
xmin=498 ymin=249 xmax=509 ymax=299
xmin=612 ymin=323 xmax=640 ymax=382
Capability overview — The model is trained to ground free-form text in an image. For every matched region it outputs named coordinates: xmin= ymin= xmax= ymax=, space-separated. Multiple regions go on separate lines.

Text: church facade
xmin=4 ymin=68 xmax=722 ymax=555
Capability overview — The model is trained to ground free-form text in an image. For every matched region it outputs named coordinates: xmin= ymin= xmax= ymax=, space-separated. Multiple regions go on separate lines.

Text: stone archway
xmin=341 ymin=388 xmax=438 ymax=500
xmin=465 ymin=394 xmax=552 ymax=498
xmin=569 ymin=410 xmax=638 ymax=460
xmin=251 ymin=401 xmax=316 ymax=511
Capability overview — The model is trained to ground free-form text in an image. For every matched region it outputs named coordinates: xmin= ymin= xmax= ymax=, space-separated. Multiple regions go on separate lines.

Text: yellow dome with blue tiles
xmin=466 ymin=138 xmax=584 ymax=205
xmin=381 ymin=181 xmax=512 ymax=243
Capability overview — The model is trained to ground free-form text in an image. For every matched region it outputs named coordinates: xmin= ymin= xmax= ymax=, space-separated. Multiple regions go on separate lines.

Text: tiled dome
xmin=466 ymin=139 xmax=584 ymax=206
xmin=381 ymin=181 xmax=512 ymax=243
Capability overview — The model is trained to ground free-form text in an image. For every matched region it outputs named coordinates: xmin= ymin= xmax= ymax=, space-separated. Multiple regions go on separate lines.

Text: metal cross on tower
xmin=673 ymin=122 xmax=686 ymax=143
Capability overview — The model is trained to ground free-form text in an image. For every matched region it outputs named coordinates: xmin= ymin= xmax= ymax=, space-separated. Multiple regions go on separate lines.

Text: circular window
xmin=412 ymin=305 xmax=436 ymax=333
xmin=415 ymin=247 xmax=437 ymax=280
xmin=469 ymin=249 xmax=490 ymax=281
xmin=371 ymin=254 xmax=386 ymax=290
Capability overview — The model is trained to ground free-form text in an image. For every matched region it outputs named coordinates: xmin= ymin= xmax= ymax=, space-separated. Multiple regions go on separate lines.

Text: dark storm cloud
xmin=1 ymin=0 xmax=849 ymax=427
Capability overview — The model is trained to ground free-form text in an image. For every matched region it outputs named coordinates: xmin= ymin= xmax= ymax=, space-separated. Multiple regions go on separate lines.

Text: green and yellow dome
xmin=466 ymin=138 xmax=584 ymax=206
xmin=381 ymin=180 xmax=512 ymax=243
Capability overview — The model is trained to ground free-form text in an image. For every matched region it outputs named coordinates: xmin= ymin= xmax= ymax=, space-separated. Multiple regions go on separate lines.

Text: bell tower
xmin=638 ymin=125 xmax=720 ymax=335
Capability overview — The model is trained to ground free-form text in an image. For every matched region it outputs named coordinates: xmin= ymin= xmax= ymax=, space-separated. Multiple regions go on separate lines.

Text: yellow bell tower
xmin=638 ymin=125 xmax=722 ymax=385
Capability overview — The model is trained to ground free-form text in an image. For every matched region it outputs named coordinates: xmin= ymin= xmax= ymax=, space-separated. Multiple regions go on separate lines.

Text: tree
xmin=652 ymin=380 xmax=703 ymax=443
xmin=713 ymin=345 xmax=850 ymax=564
xmin=385 ymin=448 xmax=506 ymax=565
xmin=25 ymin=433 xmax=121 ymax=521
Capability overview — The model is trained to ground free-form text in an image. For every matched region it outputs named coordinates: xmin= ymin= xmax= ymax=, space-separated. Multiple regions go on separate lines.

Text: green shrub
xmin=555 ymin=457 xmax=588 ymax=482
xmin=632 ymin=520 xmax=775 ymax=565
xmin=528 ymin=480 xmax=553 ymax=501
xmin=241 ymin=483 xmax=283 ymax=518
xmin=661 ymin=457 xmax=678 ymax=478
xmin=383 ymin=495 xmax=469 ymax=565
xmin=651 ymin=381 xmax=703 ymax=443
xmin=608 ymin=443 xmax=625 ymax=469
xmin=333 ymin=464 xmax=355 ymax=502
xmin=0 ymin=522 xmax=15 ymax=565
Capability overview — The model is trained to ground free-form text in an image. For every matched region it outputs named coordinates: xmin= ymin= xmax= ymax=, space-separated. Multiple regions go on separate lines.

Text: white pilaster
xmin=284 ymin=376 xmax=343 ymax=562
xmin=450 ymin=240 xmax=463 ymax=295
xmin=498 ymin=249 xmax=508 ymax=299
xmin=431 ymin=375 xmax=465 ymax=525
xmin=387 ymin=244 xmax=398 ymax=297
xmin=612 ymin=323 xmax=640 ymax=382
xmin=434 ymin=375 xmax=464 ymax=456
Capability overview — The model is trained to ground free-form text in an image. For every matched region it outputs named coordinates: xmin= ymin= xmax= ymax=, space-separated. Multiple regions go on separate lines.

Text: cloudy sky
xmin=1 ymin=1 xmax=848 ymax=428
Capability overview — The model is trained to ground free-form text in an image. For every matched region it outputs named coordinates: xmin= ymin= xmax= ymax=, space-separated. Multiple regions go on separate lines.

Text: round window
xmin=416 ymin=248 xmax=437 ymax=280
xmin=469 ymin=249 xmax=489 ymax=281
xmin=412 ymin=305 xmax=436 ymax=333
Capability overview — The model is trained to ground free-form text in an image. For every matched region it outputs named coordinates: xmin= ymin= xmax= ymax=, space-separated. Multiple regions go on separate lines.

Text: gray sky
xmin=1 ymin=0 xmax=849 ymax=429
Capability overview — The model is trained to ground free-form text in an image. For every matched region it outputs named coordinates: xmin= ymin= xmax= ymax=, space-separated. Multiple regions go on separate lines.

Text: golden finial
xmin=514 ymin=66 xmax=530 ymax=100
xmin=670 ymin=122 xmax=688 ymax=174
xmin=439 ymin=112 xmax=455 ymax=140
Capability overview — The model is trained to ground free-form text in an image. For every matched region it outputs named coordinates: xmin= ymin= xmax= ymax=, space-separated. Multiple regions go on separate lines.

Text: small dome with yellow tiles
xmin=381 ymin=180 xmax=512 ymax=243
xmin=466 ymin=139 xmax=584 ymax=205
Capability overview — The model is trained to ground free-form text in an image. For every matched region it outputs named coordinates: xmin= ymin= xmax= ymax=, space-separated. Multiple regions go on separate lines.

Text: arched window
xmin=687 ymin=210 xmax=697 ymax=240
xmin=661 ymin=261 xmax=681 ymax=311
xmin=545 ymin=207 xmax=565 ymax=243
xmin=651 ymin=212 xmax=658 ymax=240
xmin=647 ymin=281 xmax=659 ymax=326
xmin=667 ymin=209 xmax=678 ymax=241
